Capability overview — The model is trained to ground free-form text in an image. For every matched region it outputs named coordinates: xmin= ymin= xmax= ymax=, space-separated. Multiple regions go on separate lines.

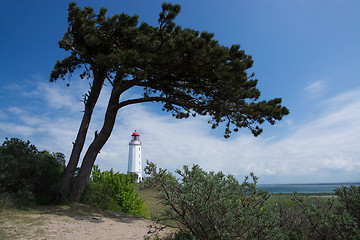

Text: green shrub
xmin=335 ymin=185 xmax=360 ymax=226
xmin=0 ymin=138 xmax=64 ymax=206
xmin=144 ymin=161 xmax=284 ymax=240
xmin=0 ymin=192 xmax=15 ymax=211
xmin=282 ymin=192 xmax=360 ymax=239
xmin=82 ymin=165 xmax=148 ymax=217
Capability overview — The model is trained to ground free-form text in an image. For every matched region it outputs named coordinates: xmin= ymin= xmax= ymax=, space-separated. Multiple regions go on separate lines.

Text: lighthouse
xmin=128 ymin=130 xmax=142 ymax=182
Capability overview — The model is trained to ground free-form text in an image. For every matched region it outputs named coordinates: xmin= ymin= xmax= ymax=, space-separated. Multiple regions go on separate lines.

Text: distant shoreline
xmin=258 ymin=183 xmax=360 ymax=194
xmin=259 ymin=182 xmax=360 ymax=186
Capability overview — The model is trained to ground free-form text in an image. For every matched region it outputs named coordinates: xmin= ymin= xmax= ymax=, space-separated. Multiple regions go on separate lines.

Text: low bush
xmin=0 ymin=138 xmax=65 ymax=207
xmin=145 ymin=161 xmax=284 ymax=239
xmin=82 ymin=165 xmax=148 ymax=217
xmin=335 ymin=185 xmax=360 ymax=226
xmin=280 ymin=194 xmax=360 ymax=239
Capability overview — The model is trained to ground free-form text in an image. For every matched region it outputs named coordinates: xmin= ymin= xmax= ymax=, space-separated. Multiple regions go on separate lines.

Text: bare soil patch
xmin=0 ymin=204 xmax=172 ymax=240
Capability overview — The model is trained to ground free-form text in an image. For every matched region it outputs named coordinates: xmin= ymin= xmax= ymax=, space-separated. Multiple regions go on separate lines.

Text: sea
xmin=258 ymin=183 xmax=360 ymax=194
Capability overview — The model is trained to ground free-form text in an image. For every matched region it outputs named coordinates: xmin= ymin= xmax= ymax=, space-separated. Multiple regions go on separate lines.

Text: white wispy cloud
xmin=38 ymin=82 xmax=85 ymax=112
xmin=304 ymin=79 xmax=327 ymax=97
xmin=1 ymin=79 xmax=359 ymax=184
xmin=7 ymin=107 xmax=27 ymax=115
xmin=0 ymin=110 xmax=7 ymax=120
xmin=0 ymin=122 xmax=37 ymax=137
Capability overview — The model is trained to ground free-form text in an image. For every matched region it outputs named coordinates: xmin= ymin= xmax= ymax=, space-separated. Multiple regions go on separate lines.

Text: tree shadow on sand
xmin=37 ymin=204 xmax=146 ymax=224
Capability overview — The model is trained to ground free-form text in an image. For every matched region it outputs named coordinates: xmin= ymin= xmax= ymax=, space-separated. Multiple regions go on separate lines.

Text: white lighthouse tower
xmin=128 ymin=130 xmax=142 ymax=182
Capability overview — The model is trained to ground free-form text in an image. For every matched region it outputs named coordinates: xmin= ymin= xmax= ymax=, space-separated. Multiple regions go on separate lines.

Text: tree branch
xmin=117 ymin=96 xmax=167 ymax=109
xmin=116 ymin=95 xmax=209 ymax=112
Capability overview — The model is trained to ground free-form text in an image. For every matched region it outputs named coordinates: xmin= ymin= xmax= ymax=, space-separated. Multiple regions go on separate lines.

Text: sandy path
xmin=0 ymin=204 xmax=172 ymax=240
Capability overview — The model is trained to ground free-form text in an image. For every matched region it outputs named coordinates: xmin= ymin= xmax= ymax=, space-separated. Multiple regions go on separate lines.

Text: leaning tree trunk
xmin=70 ymin=80 xmax=123 ymax=202
xmin=57 ymin=69 xmax=106 ymax=202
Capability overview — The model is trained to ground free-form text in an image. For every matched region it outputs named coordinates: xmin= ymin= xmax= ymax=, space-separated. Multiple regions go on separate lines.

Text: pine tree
xmin=51 ymin=2 xmax=289 ymax=202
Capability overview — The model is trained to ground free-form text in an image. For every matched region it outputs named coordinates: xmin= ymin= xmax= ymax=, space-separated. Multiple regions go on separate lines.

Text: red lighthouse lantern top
xmin=132 ymin=130 xmax=140 ymax=136
xmin=130 ymin=130 xmax=141 ymax=144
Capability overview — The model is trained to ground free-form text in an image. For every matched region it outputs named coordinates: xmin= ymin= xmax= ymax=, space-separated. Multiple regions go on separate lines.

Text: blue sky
xmin=1 ymin=0 xmax=359 ymax=184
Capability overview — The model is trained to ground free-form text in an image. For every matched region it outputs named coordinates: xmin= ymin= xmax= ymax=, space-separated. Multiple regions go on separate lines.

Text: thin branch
xmin=106 ymin=75 xmax=114 ymax=87
xmin=65 ymin=39 xmax=81 ymax=54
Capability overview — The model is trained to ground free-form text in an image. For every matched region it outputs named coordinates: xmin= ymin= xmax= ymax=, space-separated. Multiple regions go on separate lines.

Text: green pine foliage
xmin=82 ymin=165 xmax=148 ymax=217
xmin=0 ymin=138 xmax=65 ymax=207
